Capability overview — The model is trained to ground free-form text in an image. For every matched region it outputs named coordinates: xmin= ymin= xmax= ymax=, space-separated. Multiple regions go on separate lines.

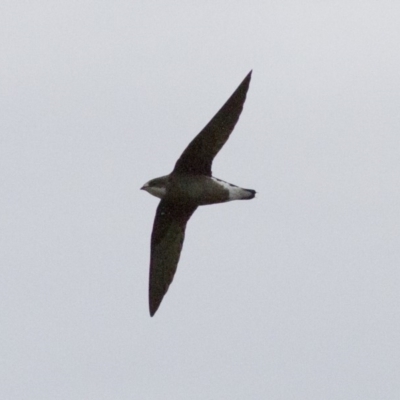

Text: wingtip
xmin=149 ymin=306 xmax=157 ymax=317
xmin=149 ymin=290 xmax=165 ymax=317
xmin=242 ymin=70 xmax=252 ymax=86
xmin=149 ymin=299 xmax=160 ymax=317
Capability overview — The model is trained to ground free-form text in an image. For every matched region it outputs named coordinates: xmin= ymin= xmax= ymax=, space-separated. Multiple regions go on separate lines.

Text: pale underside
xmin=145 ymin=71 xmax=254 ymax=316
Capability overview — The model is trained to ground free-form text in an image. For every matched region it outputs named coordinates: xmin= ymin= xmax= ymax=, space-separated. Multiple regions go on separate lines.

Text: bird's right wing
xmin=149 ymin=199 xmax=197 ymax=316
xmin=172 ymin=71 xmax=252 ymax=177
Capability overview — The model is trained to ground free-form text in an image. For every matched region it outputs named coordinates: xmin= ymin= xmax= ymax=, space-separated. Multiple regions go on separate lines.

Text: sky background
xmin=1 ymin=2 xmax=399 ymax=399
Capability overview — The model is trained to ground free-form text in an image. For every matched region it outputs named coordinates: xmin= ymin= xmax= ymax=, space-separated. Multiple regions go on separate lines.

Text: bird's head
xmin=140 ymin=175 xmax=170 ymax=199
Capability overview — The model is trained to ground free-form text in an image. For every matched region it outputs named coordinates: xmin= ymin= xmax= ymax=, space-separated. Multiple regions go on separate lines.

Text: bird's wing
xmin=172 ymin=71 xmax=252 ymax=176
xmin=149 ymin=199 xmax=197 ymax=316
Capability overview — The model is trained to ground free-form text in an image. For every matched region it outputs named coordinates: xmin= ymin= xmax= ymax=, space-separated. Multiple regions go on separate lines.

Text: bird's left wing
xmin=149 ymin=199 xmax=197 ymax=316
xmin=172 ymin=71 xmax=252 ymax=176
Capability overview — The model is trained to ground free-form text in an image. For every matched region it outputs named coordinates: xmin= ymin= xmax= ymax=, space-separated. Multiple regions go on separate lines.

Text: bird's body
xmin=143 ymin=174 xmax=255 ymax=204
xmin=141 ymin=71 xmax=255 ymax=316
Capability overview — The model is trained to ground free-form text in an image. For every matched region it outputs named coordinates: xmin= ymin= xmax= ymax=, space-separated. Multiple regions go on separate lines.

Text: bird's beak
xmin=140 ymin=184 xmax=148 ymax=191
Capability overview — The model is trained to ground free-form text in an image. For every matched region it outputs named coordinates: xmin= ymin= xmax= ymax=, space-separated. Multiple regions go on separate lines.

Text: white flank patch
xmin=211 ymin=178 xmax=248 ymax=200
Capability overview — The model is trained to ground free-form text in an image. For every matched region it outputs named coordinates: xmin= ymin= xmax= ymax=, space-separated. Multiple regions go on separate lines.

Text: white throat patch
xmin=143 ymin=185 xmax=166 ymax=199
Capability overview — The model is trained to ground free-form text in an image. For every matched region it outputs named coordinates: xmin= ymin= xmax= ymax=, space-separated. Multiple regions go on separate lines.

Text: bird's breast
xmin=166 ymin=175 xmax=231 ymax=205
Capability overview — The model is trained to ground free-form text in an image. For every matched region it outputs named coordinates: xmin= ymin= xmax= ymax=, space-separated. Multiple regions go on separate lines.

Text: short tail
xmin=242 ymin=189 xmax=256 ymax=200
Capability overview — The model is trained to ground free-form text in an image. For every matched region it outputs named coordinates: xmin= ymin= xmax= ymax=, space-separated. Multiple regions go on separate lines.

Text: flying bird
xmin=141 ymin=71 xmax=255 ymax=316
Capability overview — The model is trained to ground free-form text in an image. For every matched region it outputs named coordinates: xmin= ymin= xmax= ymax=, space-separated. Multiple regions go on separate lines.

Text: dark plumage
xmin=141 ymin=71 xmax=255 ymax=316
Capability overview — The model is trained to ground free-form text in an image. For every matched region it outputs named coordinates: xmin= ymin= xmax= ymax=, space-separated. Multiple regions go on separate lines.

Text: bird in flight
xmin=141 ymin=71 xmax=255 ymax=316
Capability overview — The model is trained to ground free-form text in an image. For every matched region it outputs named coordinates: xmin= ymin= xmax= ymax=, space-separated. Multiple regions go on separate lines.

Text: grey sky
xmin=1 ymin=2 xmax=399 ymax=399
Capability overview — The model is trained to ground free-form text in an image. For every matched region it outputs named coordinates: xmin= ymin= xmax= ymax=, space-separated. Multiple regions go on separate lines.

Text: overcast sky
xmin=1 ymin=2 xmax=399 ymax=399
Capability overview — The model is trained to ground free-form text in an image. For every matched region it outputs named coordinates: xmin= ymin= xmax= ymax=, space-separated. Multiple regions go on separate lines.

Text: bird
xmin=141 ymin=71 xmax=255 ymax=316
